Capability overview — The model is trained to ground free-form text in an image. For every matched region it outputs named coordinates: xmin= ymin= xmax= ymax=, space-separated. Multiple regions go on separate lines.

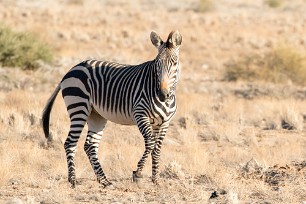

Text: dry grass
xmin=1 ymin=87 xmax=305 ymax=203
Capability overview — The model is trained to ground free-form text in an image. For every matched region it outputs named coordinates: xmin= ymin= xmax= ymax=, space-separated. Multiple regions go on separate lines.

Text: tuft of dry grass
xmin=161 ymin=160 xmax=185 ymax=179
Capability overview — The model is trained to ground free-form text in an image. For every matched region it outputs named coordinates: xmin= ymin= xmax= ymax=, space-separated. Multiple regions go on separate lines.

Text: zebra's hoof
xmin=68 ymin=177 xmax=76 ymax=188
xmin=69 ymin=180 xmax=81 ymax=188
xmin=97 ymin=177 xmax=113 ymax=188
xmin=132 ymin=171 xmax=143 ymax=183
xmin=152 ymin=178 xmax=160 ymax=186
xmin=100 ymin=181 xmax=114 ymax=189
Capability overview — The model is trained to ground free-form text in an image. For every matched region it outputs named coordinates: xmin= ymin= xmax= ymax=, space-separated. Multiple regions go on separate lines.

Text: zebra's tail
xmin=42 ymin=83 xmax=61 ymax=139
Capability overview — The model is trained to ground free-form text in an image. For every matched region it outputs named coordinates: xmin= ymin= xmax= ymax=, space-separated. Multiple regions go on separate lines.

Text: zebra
xmin=42 ymin=30 xmax=182 ymax=188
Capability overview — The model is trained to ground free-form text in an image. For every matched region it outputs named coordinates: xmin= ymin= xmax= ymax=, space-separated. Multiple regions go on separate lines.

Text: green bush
xmin=224 ymin=46 xmax=306 ymax=86
xmin=0 ymin=26 xmax=53 ymax=70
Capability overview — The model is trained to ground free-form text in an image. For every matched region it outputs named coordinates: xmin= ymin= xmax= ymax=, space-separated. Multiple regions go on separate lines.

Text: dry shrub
xmin=197 ymin=0 xmax=214 ymax=12
xmin=66 ymin=0 xmax=85 ymax=5
xmin=264 ymin=0 xmax=283 ymax=8
xmin=224 ymin=45 xmax=306 ymax=86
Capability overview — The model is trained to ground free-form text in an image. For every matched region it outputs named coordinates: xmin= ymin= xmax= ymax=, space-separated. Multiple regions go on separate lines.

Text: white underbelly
xmin=94 ymin=106 xmax=136 ymax=125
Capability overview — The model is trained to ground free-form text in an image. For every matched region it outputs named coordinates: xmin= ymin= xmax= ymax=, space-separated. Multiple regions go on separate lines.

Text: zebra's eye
xmin=173 ymin=62 xmax=177 ymax=66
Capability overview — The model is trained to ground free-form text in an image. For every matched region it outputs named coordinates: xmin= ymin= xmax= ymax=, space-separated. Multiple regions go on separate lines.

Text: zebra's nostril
xmin=158 ymin=90 xmax=169 ymax=102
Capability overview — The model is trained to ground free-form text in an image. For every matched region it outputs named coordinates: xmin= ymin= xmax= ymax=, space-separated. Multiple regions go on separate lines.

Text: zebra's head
xmin=151 ymin=30 xmax=182 ymax=102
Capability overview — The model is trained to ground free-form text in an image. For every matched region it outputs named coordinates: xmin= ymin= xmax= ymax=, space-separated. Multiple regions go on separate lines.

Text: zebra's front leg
xmin=151 ymin=125 xmax=168 ymax=185
xmin=132 ymin=118 xmax=154 ymax=183
xmin=84 ymin=111 xmax=112 ymax=188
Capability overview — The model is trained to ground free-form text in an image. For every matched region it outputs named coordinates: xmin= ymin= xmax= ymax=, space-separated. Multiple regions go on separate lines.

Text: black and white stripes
xmin=42 ymin=30 xmax=182 ymax=188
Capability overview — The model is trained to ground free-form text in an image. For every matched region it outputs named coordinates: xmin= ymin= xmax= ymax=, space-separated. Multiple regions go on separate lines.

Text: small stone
xmin=209 ymin=191 xmax=218 ymax=199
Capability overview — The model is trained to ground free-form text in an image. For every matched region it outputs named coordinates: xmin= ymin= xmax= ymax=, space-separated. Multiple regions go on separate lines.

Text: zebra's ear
xmin=167 ymin=30 xmax=182 ymax=48
xmin=150 ymin=31 xmax=163 ymax=48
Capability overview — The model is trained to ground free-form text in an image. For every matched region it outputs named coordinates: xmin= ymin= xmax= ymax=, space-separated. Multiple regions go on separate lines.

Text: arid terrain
xmin=0 ymin=0 xmax=306 ymax=203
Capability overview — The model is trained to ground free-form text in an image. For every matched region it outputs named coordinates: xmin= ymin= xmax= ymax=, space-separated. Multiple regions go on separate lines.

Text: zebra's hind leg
xmin=132 ymin=118 xmax=154 ymax=183
xmin=84 ymin=110 xmax=111 ymax=188
xmin=64 ymin=118 xmax=87 ymax=188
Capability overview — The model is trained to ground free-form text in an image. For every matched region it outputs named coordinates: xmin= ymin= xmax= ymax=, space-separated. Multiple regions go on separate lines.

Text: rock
xmin=281 ymin=119 xmax=295 ymax=130
xmin=209 ymin=191 xmax=218 ymax=199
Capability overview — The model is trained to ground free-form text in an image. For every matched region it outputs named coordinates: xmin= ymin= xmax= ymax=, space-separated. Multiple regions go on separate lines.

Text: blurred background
xmin=1 ymin=0 xmax=306 ymax=93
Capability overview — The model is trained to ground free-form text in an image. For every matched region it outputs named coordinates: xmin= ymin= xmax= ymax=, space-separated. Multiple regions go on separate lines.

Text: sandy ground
xmin=0 ymin=0 xmax=305 ymax=203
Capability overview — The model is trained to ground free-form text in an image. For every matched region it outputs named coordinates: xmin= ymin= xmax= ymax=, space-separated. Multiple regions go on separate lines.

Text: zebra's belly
xmin=93 ymin=106 xmax=136 ymax=125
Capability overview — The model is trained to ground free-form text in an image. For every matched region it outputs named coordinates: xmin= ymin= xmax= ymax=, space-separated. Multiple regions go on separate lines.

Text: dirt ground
xmin=0 ymin=0 xmax=305 ymax=203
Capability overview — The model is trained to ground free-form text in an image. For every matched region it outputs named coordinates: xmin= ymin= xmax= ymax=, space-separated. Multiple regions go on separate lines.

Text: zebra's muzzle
xmin=158 ymin=89 xmax=170 ymax=102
